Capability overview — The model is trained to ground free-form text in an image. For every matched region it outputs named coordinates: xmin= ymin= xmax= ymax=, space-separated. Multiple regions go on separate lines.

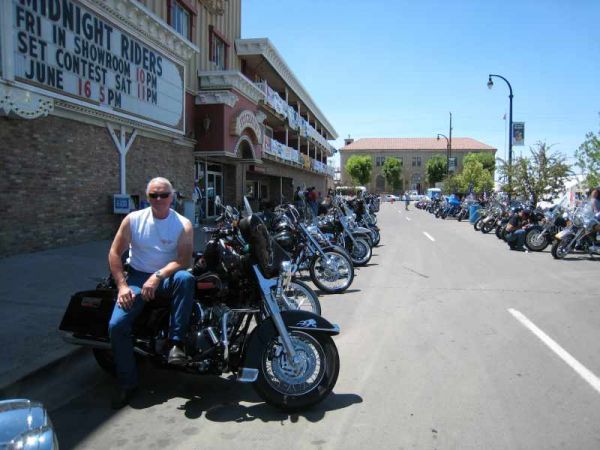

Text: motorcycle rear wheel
xmin=309 ymin=251 xmax=354 ymax=294
xmin=93 ymin=348 xmax=116 ymax=376
xmin=253 ymin=330 xmax=339 ymax=411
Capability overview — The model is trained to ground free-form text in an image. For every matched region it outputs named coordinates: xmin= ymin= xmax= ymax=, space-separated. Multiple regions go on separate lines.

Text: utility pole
xmin=448 ymin=112 xmax=453 ymax=174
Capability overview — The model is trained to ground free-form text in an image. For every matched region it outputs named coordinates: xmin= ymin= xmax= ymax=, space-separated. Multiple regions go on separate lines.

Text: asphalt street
xmin=43 ymin=202 xmax=600 ymax=449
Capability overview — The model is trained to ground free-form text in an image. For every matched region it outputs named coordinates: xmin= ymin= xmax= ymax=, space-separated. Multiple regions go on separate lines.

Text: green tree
xmin=444 ymin=160 xmax=494 ymax=194
xmin=575 ymin=127 xmax=600 ymax=189
xmin=459 ymin=160 xmax=494 ymax=194
xmin=382 ymin=157 xmax=403 ymax=190
xmin=463 ymin=152 xmax=496 ymax=174
xmin=426 ymin=155 xmax=447 ymax=185
xmin=497 ymin=141 xmax=571 ymax=205
xmin=443 ymin=174 xmax=462 ymax=194
xmin=345 ymin=155 xmax=373 ymax=186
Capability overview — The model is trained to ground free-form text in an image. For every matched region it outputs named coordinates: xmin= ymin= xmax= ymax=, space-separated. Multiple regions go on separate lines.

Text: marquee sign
xmin=8 ymin=0 xmax=185 ymax=132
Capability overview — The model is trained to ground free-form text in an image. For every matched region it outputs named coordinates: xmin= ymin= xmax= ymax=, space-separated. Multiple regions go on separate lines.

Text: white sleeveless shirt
xmin=128 ymin=208 xmax=188 ymax=273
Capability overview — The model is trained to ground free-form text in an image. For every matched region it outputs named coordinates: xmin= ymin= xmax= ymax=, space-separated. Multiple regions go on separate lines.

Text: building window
xmin=412 ymin=156 xmax=421 ymax=167
xmin=396 ymin=156 xmax=403 ymax=165
xmin=376 ymin=156 xmax=386 ymax=167
xmin=170 ymin=1 xmax=191 ymax=39
xmin=210 ymin=27 xmax=228 ymax=70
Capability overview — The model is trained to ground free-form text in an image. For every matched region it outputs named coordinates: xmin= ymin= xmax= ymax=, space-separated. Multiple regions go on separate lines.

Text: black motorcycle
xmin=270 ymin=204 xmax=355 ymax=294
xmin=525 ymin=207 xmax=567 ymax=252
xmin=59 ymin=211 xmax=340 ymax=411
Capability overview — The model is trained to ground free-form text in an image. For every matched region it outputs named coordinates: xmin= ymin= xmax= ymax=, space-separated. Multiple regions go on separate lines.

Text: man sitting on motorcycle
xmin=505 ymin=209 xmax=530 ymax=251
xmin=108 ymin=177 xmax=195 ymax=408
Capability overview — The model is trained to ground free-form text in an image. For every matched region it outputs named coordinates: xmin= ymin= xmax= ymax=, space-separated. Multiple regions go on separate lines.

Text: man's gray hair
xmin=146 ymin=177 xmax=174 ymax=195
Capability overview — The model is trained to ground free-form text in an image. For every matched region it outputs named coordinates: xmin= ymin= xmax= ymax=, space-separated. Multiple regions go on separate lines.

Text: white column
xmin=107 ymin=124 xmax=137 ymax=194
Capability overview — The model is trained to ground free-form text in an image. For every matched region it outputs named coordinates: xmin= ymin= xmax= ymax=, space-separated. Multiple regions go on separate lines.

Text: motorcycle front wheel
xmin=481 ymin=221 xmax=495 ymax=234
xmin=551 ymin=236 xmax=573 ymax=259
xmin=309 ymin=251 xmax=354 ymax=294
xmin=474 ymin=217 xmax=484 ymax=231
xmin=370 ymin=229 xmax=381 ymax=246
xmin=278 ymin=280 xmax=322 ymax=315
xmin=254 ymin=330 xmax=339 ymax=411
xmin=525 ymin=228 xmax=549 ymax=252
xmin=348 ymin=237 xmax=372 ymax=266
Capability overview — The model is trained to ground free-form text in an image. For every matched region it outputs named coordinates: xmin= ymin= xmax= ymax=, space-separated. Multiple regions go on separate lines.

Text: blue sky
xmin=242 ymin=0 xmax=600 ymax=168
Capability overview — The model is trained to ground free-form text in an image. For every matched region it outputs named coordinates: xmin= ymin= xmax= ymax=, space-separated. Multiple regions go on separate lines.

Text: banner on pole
xmin=512 ymin=122 xmax=525 ymax=146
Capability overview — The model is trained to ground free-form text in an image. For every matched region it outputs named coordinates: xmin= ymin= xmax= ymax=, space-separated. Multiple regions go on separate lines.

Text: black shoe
xmin=111 ymin=387 xmax=137 ymax=410
xmin=167 ymin=345 xmax=187 ymax=365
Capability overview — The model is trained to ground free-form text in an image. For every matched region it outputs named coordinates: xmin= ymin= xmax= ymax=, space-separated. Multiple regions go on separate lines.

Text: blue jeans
xmin=108 ymin=268 xmax=195 ymax=389
xmin=506 ymin=229 xmax=526 ymax=249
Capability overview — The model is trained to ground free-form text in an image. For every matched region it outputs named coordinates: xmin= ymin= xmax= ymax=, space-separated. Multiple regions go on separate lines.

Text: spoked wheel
xmin=525 ymin=229 xmax=549 ymax=251
xmin=474 ymin=218 xmax=484 ymax=231
xmin=371 ymin=229 xmax=381 ymax=246
xmin=254 ymin=330 xmax=340 ymax=411
xmin=348 ymin=237 xmax=372 ymax=266
xmin=276 ymin=280 xmax=321 ymax=315
xmin=481 ymin=221 xmax=495 ymax=233
xmin=309 ymin=251 xmax=354 ymax=294
xmin=551 ymin=236 xmax=573 ymax=259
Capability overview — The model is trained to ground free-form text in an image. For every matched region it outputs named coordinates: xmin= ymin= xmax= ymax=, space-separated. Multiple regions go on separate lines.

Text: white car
xmin=381 ymin=194 xmax=400 ymax=202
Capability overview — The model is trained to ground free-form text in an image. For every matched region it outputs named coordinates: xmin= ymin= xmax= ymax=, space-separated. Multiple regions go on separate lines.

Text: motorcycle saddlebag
xmin=59 ymin=289 xmax=116 ymax=339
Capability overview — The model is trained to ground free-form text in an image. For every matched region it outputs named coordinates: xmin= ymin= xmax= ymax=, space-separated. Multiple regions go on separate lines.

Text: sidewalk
xmin=0 ymin=229 xmax=208 ymax=392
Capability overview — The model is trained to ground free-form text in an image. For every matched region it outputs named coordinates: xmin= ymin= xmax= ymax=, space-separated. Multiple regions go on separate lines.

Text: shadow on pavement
xmin=52 ymin=364 xmax=362 ymax=448
xmin=315 ymin=288 xmax=361 ymax=296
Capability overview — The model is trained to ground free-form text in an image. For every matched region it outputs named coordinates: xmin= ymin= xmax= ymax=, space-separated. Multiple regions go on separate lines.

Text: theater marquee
xmin=5 ymin=0 xmax=185 ymax=133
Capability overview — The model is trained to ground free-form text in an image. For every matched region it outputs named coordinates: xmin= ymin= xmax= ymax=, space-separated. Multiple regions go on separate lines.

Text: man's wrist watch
xmin=154 ymin=270 xmax=163 ymax=280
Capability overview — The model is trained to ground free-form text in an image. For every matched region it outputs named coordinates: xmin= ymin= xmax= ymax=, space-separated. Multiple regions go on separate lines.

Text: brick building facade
xmin=0 ymin=0 xmax=337 ymax=256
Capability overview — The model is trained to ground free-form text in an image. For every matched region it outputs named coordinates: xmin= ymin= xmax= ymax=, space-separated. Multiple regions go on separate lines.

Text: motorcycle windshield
xmin=238 ymin=214 xmax=290 ymax=278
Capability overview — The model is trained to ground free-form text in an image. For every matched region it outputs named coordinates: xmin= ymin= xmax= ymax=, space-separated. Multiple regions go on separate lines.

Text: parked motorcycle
xmin=60 ymin=203 xmax=340 ymax=410
xmin=318 ymin=200 xmax=373 ymax=266
xmin=524 ymin=206 xmax=567 ymax=252
xmin=270 ymin=203 xmax=355 ymax=294
xmin=551 ymin=206 xmax=600 ymax=259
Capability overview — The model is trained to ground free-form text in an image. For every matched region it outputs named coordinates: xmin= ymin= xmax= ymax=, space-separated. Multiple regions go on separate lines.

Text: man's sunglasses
xmin=148 ymin=192 xmax=171 ymax=199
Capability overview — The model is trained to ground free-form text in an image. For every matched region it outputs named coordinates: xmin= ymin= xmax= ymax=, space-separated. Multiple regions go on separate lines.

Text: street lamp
xmin=437 ymin=133 xmax=450 ymax=176
xmin=487 ymin=74 xmax=513 ymax=201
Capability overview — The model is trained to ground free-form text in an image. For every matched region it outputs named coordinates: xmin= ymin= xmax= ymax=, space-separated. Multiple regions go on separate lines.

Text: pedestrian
xmin=192 ymin=180 xmax=204 ymax=226
xmin=107 ymin=177 xmax=195 ymax=409
xmin=505 ymin=209 xmax=530 ymax=251
xmin=308 ymin=187 xmax=319 ymax=216
xmin=404 ymin=192 xmax=410 ymax=210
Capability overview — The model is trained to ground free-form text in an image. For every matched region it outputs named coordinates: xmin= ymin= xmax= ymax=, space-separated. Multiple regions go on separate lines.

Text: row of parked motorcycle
xmin=415 ymin=195 xmax=600 ymax=259
xmin=60 ymin=192 xmax=382 ymax=411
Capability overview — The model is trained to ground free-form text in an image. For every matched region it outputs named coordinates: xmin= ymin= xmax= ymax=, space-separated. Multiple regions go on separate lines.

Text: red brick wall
xmin=0 ymin=115 xmax=194 ymax=256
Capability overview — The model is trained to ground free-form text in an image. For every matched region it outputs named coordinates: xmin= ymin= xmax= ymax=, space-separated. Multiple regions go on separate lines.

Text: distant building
xmin=340 ymin=137 xmax=496 ymax=193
